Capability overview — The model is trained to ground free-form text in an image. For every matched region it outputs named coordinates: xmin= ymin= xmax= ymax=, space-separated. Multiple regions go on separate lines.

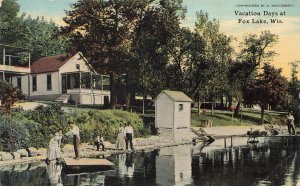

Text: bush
xmin=1 ymin=105 xmax=151 ymax=150
xmin=70 ymin=109 xmax=151 ymax=143
xmin=0 ymin=116 xmax=29 ymax=152
xmin=24 ymin=103 xmax=69 ymax=148
xmin=265 ymin=114 xmax=287 ymax=126
xmin=0 ymin=80 xmax=25 ymax=113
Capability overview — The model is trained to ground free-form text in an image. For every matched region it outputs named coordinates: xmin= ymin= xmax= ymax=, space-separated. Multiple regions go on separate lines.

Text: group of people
xmin=116 ymin=122 xmax=135 ymax=151
xmin=46 ymin=121 xmax=80 ymax=164
xmin=94 ymin=122 xmax=135 ymax=152
xmin=45 ymin=120 xmax=135 ymax=164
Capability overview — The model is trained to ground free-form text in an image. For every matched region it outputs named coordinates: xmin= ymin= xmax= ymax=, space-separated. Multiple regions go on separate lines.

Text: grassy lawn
xmin=192 ymin=108 xmax=285 ymax=127
xmin=29 ymin=101 xmax=287 ymax=127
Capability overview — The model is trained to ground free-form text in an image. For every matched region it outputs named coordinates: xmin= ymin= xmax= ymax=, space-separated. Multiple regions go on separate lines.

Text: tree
xmin=191 ymin=11 xmax=233 ymax=113
xmin=0 ymin=0 xmax=67 ymax=61
xmin=0 ymin=80 xmax=25 ymax=113
xmin=244 ymin=63 xmax=289 ymax=123
xmin=233 ymin=31 xmax=279 ymax=116
xmin=15 ymin=16 xmax=68 ymax=60
xmin=0 ymin=0 xmax=19 ymax=43
xmin=61 ymin=0 xmax=152 ymax=108
xmin=288 ymin=61 xmax=300 ymax=123
xmin=125 ymin=0 xmax=187 ymax=103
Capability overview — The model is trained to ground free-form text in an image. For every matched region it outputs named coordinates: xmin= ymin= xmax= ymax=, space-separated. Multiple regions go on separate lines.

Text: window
xmin=47 ymin=74 xmax=52 ymax=90
xmin=17 ymin=77 xmax=22 ymax=90
xmin=179 ymin=104 xmax=183 ymax=111
xmin=32 ymin=76 xmax=37 ymax=91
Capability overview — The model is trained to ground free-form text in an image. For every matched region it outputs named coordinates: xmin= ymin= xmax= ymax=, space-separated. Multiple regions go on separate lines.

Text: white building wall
xmin=11 ymin=75 xmax=29 ymax=95
xmin=30 ymin=72 xmax=60 ymax=96
xmin=68 ymin=89 xmax=110 ymax=105
xmin=59 ymin=53 xmax=91 ymax=73
xmin=173 ymin=102 xmax=191 ymax=129
xmin=155 ymin=94 xmax=174 ymax=129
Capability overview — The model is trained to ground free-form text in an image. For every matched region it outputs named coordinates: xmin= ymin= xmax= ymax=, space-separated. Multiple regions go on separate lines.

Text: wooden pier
xmin=63 ymin=158 xmax=115 ymax=174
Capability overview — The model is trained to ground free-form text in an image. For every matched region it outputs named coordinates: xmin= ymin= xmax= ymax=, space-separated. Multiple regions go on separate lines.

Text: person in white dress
xmin=47 ymin=160 xmax=63 ymax=186
xmin=46 ymin=131 xmax=63 ymax=164
xmin=116 ymin=126 xmax=126 ymax=150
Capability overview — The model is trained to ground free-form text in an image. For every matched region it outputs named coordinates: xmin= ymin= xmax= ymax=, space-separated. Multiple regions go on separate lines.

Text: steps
xmin=55 ymin=94 xmax=70 ymax=104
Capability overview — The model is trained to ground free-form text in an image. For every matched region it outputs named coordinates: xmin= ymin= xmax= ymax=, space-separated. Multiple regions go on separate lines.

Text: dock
xmin=63 ymin=158 xmax=115 ymax=174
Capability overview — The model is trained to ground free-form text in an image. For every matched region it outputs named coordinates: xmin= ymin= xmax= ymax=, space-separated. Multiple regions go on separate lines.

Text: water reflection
xmin=118 ymin=153 xmax=135 ymax=178
xmin=0 ymin=136 xmax=299 ymax=186
xmin=192 ymin=136 xmax=300 ymax=186
xmin=47 ymin=161 xmax=63 ymax=186
xmin=156 ymin=145 xmax=192 ymax=186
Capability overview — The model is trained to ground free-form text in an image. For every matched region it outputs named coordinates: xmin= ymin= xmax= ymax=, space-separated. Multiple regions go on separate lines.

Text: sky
xmin=17 ymin=0 xmax=300 ymax=79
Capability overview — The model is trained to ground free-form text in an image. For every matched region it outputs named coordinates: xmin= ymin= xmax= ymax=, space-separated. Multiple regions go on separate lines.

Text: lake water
xmin=0 ymin=136 xmax=299 ymax=186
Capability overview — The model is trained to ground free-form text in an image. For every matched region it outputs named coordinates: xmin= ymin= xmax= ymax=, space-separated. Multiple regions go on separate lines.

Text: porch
xmin=59 ymin=72 xmax=110 ymax=105
xmin=0 ymin=44 xmax=31 ymax=85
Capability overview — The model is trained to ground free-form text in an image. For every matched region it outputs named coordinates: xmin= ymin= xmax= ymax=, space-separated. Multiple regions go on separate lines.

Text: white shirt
xmin=124 ymin=126 xmax=134 ymax=134
xmin=96 ymin=136 xmax=104 ymax=143
xmin=67 ymin=126 xmax=80 ymax=136
xmin=124 ymin=126 xmax=134 ymax=138
xmin=287 ymin=115 xmax=294 ymax=123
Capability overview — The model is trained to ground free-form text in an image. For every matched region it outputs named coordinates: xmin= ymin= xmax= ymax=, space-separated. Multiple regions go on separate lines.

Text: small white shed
xmin=155 ymin=90 xmax=193 ymax=140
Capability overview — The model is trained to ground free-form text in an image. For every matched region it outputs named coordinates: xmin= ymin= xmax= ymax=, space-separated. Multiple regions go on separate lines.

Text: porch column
xmin=79 ymin=71 xmax=81 ymax=91
xmin=2 ymin=47 xmax=5 ymax=80
xmin=101 ymin=75 xmax=103 ymax=91
xmin=27 ymin=74 xmax=30 ymax=99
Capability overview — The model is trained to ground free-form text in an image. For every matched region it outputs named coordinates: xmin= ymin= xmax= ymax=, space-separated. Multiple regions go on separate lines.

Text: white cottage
xmin=155 ymin=90 xmax=193 ymax=140
xmin=11 ymin=53 xmax=110 ymax=105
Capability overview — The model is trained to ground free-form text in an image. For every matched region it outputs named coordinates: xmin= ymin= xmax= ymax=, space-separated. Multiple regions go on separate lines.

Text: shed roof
xmin=157 ymin=90 xmax=193 ymax=102
xmin=31 ymin=54 xmax=73 ymax=74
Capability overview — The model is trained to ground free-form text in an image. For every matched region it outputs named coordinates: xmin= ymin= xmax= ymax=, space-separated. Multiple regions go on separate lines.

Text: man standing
xmin=287 ymin=112 xmax=296 ymax=135
xmin=66 ymin=121 xmax=80 ymax=159
xmin=124 ymin=122 xmax=134 ymax=151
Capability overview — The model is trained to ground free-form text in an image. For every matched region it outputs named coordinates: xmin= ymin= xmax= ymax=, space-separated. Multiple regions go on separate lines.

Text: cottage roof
xmin=31 ymin=54 xmax=73 ymax=74
xmin=157 ymin=90 xmax=193 ymax=102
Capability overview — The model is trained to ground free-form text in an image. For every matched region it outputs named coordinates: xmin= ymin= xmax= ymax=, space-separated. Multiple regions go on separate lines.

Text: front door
xmin=61 ymin=74 xmax=67 ymax=93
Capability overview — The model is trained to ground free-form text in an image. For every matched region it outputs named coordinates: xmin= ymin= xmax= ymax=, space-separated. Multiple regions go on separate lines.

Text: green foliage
xmin=192 ymin=109 xmax=282 ymax=127
xmin=0 ymin=0 xmax=67 ymax=60
xmin=244 ymin=63 xmax=289 ymax=123
xmin=265 ymin=114 xmax=287 ymax=125
xmin=288 ymin=61 xmax=300 ymax=123
xmin=0 ymin=104 xmax=150 ymax=151
xmin=0 ymin=0 xmax=19 ymax=43
xmin=14 ymin=16 xmax=68 ymax=60
xmin=0 ymin=80 xmax=25 ymax=113
xmin=0 ymin=116 xmax=29 ymax=152
xmin=69 ymin=109 xmax=150 ymax=143
xmin=24 ymin=103 xmax=68 ymax=148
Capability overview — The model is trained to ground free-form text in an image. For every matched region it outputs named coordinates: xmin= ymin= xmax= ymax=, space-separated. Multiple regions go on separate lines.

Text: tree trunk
xmin=227 ymin=96 xmax=233 ymax=109
xmin=260 ymin=104 xmax=265 ymax=124
xmin=234 ymin=101 xmax=241 ymax=117
xmin=198 ymin=100 xmax=202 ymax=115
xmin=109 ymin=73 xmax=116 ymax=109
xmin=220 ymin=95 xmax=224 ymax=110
xmin=125 ymin=75 xmax=130 ymax=111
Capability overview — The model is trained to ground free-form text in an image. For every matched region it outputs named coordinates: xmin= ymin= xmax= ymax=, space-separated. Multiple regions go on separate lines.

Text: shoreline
xmin=0 ymin=125 xmax=281 ymax=168
xmin=0 ymin=139 xmax=203 ymax=168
